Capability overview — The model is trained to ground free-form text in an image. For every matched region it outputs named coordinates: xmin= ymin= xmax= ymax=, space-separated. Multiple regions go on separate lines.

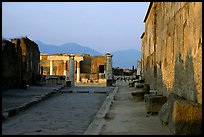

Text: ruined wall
xmin=11 ymin=37 xmax=40 ymax=85
xmin=142 ymin=2 xmax=202 ymax=104
xmin=40 ymin=54 xmax=107 ymax=81
xmin=80 ymin=55 xmax=91 ymax=74
xmin=2 ymin=39 xmax=22 ymax=90
xmin=90 ymin=56 xmax=106 ymax=80
xmin=142 ymin=3 xmax=157 ymax=90
xmin=40 ymin=54 xmax=50 ymax=75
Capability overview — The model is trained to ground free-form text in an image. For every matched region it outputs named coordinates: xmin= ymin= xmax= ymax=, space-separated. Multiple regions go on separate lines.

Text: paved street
xmin=2 ymin=86 xmax=114 ymax=135
xmin=2 ymin=84 xmax=64 ymax=111
xmin=2 ymin=81 xmax=172 ymax=135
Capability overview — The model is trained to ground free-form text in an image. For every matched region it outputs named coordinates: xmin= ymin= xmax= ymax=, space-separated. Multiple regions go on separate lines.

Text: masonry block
xmin=144 ymin=94 xmax=167 ymax=114
xmin=169 ymin=99 xmax=202 ymax=135
xmin=131 ymin=90 xmax=146 ymax=101
xmin=158 ymin=93 xmax=202 ymax=135
xmin=65 ymin=80 xmax=71 ymax=87
xmin=135 ymin=83 xmax=144 ymax=88
xmin=106 ymin=79 xmax=112 ymax=86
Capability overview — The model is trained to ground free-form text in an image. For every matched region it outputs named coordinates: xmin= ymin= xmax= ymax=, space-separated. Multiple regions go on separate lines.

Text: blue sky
xmin=2 ymin=2 xmax=149 ymax=54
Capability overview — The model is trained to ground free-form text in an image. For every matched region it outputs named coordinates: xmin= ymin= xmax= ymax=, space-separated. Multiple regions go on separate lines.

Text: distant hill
xmin=111 ymin=49 xmax=141 ymax=69
xmin=5 ymin=37 xmax=141 ymax=69
xmin=35 ymin=41 xmax=141 ymax=69
xmin=35 ymin=40 xmax=103 ymax=56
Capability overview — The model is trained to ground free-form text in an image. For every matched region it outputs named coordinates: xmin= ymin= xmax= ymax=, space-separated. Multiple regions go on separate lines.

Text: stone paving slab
xmin=61 ymin=86 xmax=114 ymax=94
xmin=2 ymin=87 xmax=113 ymax=135
xmin=2 ymin=84 xmax=65 ymax=120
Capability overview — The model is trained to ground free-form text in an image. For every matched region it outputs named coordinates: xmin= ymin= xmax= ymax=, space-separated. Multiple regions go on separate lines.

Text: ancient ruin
xmin=2 ymin=36 xmax=40 ymax=90
xmin=40 ymin=53 xmax=113 ymax=86
xmin=141 ymin=2 xmax=202 ymax=135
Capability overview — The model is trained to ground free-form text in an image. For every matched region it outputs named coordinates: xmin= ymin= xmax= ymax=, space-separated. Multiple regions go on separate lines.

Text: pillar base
xmin=65 ymin=80 xmax=71 ymax=87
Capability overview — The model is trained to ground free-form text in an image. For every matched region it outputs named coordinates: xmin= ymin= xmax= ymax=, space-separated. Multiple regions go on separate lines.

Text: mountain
xmin=111 ymin=49 xmax=141 ymax=69
xmin=35 ymin=40 xmax=103 ymax=56
xmin=6 ymin=38 xmax=140 ymax=69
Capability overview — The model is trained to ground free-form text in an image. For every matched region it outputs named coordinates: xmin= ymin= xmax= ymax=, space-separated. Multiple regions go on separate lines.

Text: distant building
xmin=40 ymin=53 xmax=113 ymax=86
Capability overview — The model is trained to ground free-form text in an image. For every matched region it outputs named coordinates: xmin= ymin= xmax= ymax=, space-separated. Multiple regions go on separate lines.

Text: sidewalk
xmin=84 ymin=80 xmax=172 ymax=135
xmin=2 ymin=84 xmax=65 ymax=121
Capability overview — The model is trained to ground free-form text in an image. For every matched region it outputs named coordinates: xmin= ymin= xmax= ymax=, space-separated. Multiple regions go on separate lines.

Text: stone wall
xmin=90 ymin=56 xmax=106 ymax=80
xmin=11 ymin=37 xmax=40 ymax=85
xmin=2 ymin=37 xmax=40 ymax=90
xmin=2 ymin=39 xmax=22 ymax=90
xmin=141 ymin=2 xmax=202 ymax=104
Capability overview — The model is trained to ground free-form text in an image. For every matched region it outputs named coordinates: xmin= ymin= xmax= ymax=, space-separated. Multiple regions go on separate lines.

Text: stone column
xmin=63 ymin=61 xmax=67 ymax=76
xmin=50 ymin=60 xmax=53 ymax=75
xmin=105 ymin=53 xmax=113 ymax=80
xmin=76 ymin=61 xmax=81 ymax=83
xmin=69 ymin=54 xmax=75 ymax=86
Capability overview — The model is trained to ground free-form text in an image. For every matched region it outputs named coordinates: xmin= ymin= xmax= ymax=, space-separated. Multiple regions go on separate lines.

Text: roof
xmin=143 ymin=2 xmax=153 ymax=23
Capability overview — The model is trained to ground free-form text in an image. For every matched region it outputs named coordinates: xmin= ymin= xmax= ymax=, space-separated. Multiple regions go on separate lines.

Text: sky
xmin=2 ymin=2 xmax=150 ymax=54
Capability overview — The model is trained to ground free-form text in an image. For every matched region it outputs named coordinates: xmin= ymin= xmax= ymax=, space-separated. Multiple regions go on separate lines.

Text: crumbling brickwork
xmin=2 ymin=39 xmax=22 ymax=90
xmin=141 ymin=2 xmax=202 ymax=104
xmin=2 ymin=36 xmax=40 ymax=90
xmin=40 ymin=53 xmax=110 ymax=83
xmin=11 ymin=37 xmax=40 ymax=85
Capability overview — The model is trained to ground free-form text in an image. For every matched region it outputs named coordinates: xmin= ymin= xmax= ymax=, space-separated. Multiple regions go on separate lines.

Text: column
xmin=69 ymin=54 xmax=75 ymax=86
xmin=105 ymin=53 xmax=113 ymax=80
xmin=76 ymin=61 xmax=81 ymax=82
xmin=63 ymin=60 xmax=67 ymax=76
xmin=50 ymin=60 xmax=53 ymax=75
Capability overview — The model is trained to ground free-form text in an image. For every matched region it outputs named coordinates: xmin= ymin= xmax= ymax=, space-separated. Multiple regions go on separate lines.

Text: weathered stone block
xmin=129 ymin=81 xmax=135 ymax=87
xmin=159 ymin=93 xmax=202 ymax=135
xmin=159 ymin=93 xmax=183 ymax=125
xmin=144 ymin=94 xmax=167 ymax=114
xmin=143 ymin=83 xmax=150 ymax=94
xmin=65 ymin=80 xmax=71 ymax=87
xmin=106 ymin=79 xmax=112 ymax=86
xmin=169 ymin=100 xmax=202 ymax=135
xmin=131 ymin=90 xmax=146 ymax=101
xmin=135 ymin=83 xmax=144 ymax=88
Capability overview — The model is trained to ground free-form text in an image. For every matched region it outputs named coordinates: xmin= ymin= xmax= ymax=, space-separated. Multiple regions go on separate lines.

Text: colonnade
xmin=47 ymin=53 xmax=113 ymax=86
xmin=48 ymin=54 xmax=83 ymax=86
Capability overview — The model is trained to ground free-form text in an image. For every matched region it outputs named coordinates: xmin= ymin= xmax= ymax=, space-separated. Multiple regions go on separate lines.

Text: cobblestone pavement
xmin=2 ymin=86 xmax=114 ymax=135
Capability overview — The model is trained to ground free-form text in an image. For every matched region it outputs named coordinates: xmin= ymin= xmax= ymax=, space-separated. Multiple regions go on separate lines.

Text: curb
xmin=83 ymin=86 xmax=118 ymax=135
xmin=2 ymin=85 xmax=65 ymax=122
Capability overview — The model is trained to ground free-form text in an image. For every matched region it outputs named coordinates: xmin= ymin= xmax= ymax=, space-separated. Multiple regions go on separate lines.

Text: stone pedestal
xmin=144 ymin=94 xmax=167 ymax=114
xmin=65 ymin=80 xmax=71 ymax=87
xmin=106 ymin=79 xmax=112 ymax=86
xmin=131 ymin=90 xmax=146 ymax=101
